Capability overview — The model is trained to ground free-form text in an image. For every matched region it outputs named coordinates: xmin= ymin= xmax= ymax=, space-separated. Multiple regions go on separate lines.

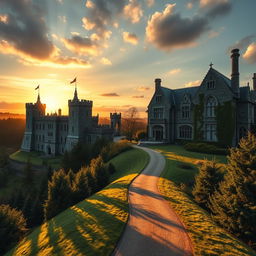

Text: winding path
xmin=113 ymin=146 xmax=193 ymax=256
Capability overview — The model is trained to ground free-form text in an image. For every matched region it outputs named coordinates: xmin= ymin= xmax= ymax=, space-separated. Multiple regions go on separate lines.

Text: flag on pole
xmin=70 ymin=77 xmax=77 ymax=84
xmin=35 ymin=85 xmax=40 ymax=90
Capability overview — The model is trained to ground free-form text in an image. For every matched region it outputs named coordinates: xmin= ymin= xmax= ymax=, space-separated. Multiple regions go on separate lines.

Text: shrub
xmin=44 ymin=169 xmax=73 ymax=220
xmin=209 ymin=132 xmax=256 ymax=246
xmin=136 ymin=130 xmax=147 ymax=141
xmin=0 ymin=204 xmax=27 ymax=254
xmin=192 ymin=160 xmax=223 ymax=209
xmin=184 ymin=142 xmax=227 ymax=155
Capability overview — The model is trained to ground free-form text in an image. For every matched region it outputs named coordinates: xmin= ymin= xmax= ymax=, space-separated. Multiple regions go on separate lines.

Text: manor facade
xmin=21 ymin=88 xmax=121 ymax=156
xmin=147 ymin=49 xmax=256 ymax=146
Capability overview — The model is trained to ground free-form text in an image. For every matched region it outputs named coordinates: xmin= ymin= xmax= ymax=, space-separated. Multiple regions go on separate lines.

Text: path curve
xmin=112 ymin=146 xmax=193 ymax=256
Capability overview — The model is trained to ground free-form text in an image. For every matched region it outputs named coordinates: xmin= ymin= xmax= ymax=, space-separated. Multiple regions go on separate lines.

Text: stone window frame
xmin=181 ymin=94 xmax=191 ymax=119
xmin=206 ymin=96 xmax=218 ymax=118
xmin=179 ymin=125 xmax=192 ymax=139
xmin=207 ymin=80 xmax=215 ymax=90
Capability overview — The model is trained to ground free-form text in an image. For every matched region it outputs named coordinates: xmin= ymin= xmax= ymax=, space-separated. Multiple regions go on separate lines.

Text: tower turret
xmin=65 ymin=88 xmax=93 ymax=151
xmin=110 ymin=112 xmax=121 ymax=136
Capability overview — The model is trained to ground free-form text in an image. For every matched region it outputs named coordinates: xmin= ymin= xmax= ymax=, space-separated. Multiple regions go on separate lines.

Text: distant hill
xmin=0 ymin=112 xmax=25 ymax=120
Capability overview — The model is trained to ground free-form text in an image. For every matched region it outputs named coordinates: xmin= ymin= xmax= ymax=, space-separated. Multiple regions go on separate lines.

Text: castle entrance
xmin=152 ymin=125 xmax=163 ymax=141
xmin=47 ymin=146 xmax=51 ymax=155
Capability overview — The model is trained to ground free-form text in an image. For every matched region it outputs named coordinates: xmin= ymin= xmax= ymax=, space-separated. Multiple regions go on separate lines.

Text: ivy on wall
xmin=193 ymin=94 xmax=204 ymax=141
xmin=215 ymin=101 xmax=235 ymax=147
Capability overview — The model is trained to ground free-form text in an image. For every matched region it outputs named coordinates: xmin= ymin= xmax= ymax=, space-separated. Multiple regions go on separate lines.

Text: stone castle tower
xmin=110 ymin=112 xmax=121 ymax=136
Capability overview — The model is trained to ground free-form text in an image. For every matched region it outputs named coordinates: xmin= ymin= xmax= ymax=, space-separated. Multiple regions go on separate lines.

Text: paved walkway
xmin=113 ymin=146 xmax=193 ymax=256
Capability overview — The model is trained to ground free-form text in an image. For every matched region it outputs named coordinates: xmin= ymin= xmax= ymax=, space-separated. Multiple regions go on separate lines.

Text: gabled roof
xmin=210 ymin=68 xmax=231 ymax=88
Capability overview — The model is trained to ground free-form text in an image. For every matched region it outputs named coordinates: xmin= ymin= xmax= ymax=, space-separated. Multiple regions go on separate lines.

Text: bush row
xmin=184 ymin=142 xmax=227 ymax=155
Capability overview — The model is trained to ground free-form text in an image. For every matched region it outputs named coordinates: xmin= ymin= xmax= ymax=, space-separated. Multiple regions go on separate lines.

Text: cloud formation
xmin=168 ymin=68 xmax=181 ymax=75
xmin=132 ymin=95 xmax=144 ymax=98
xmin=123 ymin=32 xmax=139 ymax=45
xmin=146 ymin=4 xmax=209 ymax=51
xmin=101 ymin=93 xmax=120 ymax=97
xmin=136 ymin=86 xmax=151 ymax=91
xmin=83 ymin=0 xmax=127 ymax=39
xmin=228 ymin=35 xmax=255 ymax=53
xmin=199 ymin=0 xmax=232 ymax=18
xmin=0 ymin=0 xmax=90 ymax=68
xmin=61 ymin=35 xmax=100 ymax=56
xmin=243 ymin=43 xmax=256 ymax=64
xmin=124 ymin=0 xmax=143 ymax=24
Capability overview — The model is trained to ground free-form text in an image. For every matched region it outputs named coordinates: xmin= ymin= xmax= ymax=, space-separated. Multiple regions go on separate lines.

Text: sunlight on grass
xmin=6 ymin=148 xmax=149 ymax=256
xmin=158 ymin=173 xmax=256 ymax=256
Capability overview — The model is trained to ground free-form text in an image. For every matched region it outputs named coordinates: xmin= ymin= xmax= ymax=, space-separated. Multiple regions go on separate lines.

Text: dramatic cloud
xmin=100 ymin=57 xmax=112 ymax=65
xmin=83 ymin=0 xmax=127 ymax=39
xmin=124 ymin=0 xmax=143 ymax=24
xmin=184 ymin=80 xmax=201 ymax=87
xmin=146 ymin=4 xmax=209 ymax=51
xmin=243 ymin=43 xmax=256 ymax=64
xmin=101 ymin=93 xmax=120 ymax=97
xmin=228 ymin=35 xmax=255 ymax=53
xmin=132 ymin=95 xmax=144 ymax=98
xmin=0 ymin=0 xmax=55 ymax=60
xmin=168 ymin=68 xmax=181 ymax=75
xmin=123 ymin=32 xmax=139 ymax=45
xmin=61 ymin=35 xmax=100 ymax=56
xmin=0 ymin=0 xmax=90 ymax=68
xmin=200 ymin=0 xmax=232 ymax=18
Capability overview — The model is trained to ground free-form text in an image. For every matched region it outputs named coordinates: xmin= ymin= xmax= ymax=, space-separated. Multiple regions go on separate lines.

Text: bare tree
xmin=122 ymin=107 xmax=140 ymax=141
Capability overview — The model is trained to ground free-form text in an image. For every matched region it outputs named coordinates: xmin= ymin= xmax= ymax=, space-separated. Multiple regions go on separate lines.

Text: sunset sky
xmin=0 ymin=0 xmax=255 ymax=117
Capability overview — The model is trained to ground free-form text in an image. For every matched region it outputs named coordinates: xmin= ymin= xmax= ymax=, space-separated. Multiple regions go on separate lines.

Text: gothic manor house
xmin=147 ymin=49 xmax=256 ymax=146
xmin=21 ymin=88 xmax=121 ymax=156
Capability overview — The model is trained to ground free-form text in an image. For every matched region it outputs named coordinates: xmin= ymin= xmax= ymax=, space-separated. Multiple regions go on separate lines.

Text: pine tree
xmin=73 ymin=167 xmax=90 ymax=203
xmin=192 ymin=160 xmax=223 ymax=209
xmin=90 ymin=156 xmax=109 ymax=191
xmin=209 ymin=132 xmax=256 ymax=245
xmin=44 ymin=169 xmax=73 ymax=220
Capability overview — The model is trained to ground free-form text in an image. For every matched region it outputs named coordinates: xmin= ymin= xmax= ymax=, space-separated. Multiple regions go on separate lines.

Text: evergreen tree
xmin=90 ymin=156 xmax=109 ymax=191
xmin=73 ymin=167 xmax=90 ymax=203
xmin=44 ymin=169 xmax=73 ymax=220
xmin=192 ymin=160 xmax=223 ymax=209
xmin=209 ymin=132 xmax=256 ymax=245
xmin=23 ymin=160 xmax=34 ymax=187
xmin=0 ymin=204 xmax=27 ymax=254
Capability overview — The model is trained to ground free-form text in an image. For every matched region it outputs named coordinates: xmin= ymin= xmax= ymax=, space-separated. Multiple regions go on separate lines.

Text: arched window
xmin=239 ymin=127 xmax=247 ymax=140
xmin=179 ymin=125 xmax=192 ymax=139
xmin=181 ymin=94 xmax=191 ymax=119
xmin=206 ymin=96 xmax=217 ymax=117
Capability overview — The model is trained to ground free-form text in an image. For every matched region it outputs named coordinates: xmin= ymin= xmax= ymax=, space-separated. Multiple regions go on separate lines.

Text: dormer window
xmin=207 ymin=80 xmax=215 ymax=89
xmin=156 ymin=95 xmax=162 ymax=103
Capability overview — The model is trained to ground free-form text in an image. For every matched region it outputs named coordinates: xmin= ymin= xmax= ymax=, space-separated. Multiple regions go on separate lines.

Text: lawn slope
xmin=6 ymin=148 xmax=149 ymax=256
xmin=155 ymin=145 xmax=256 ymax=256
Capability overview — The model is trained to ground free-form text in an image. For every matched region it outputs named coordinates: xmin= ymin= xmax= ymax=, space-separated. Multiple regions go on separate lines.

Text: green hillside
xmin=6 ymin=148 xmax=149 ymax=256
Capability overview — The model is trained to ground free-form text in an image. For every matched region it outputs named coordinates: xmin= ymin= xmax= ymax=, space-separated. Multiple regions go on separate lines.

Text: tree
xmin=122 ymin=107 xmax=140 ymax=141
xmin=192 ymin=160 xmax=223 ymax=209
xmin=0 ymin=204 xmax=27 ymax=254
xmin=73 ymin=167 xmax=90 ymax=203
xmin=209 ymin=132 xmax=256 ymax=245
xmin=44 ymin=169 xmax=73 ymax=220
xmin=90 ymin=156 xmax=109 ymax=191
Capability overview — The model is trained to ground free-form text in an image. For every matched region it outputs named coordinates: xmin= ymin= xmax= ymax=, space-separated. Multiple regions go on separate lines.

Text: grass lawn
xmin=152 ymin=144 xmax=256 ymax=255
xmin=150 ymin=144 xmax=227 ymax=188
xmin=6 ymin=148 xmax=149 ymax=256
xmin=9 ymin=150 xmax=62 ymax=169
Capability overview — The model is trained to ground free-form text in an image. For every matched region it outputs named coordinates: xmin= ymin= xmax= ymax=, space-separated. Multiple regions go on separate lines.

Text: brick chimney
xmin=231 ymin=48 xmax=240 ymax=97
xmin=155 ymin=78 xmax=161 ymax=91
xmin=253 ymin=73 xmax=256 ymax=91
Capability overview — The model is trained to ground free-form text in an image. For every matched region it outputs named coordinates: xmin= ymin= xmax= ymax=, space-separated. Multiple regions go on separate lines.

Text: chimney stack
xmin=155 ymin=78 xmax=161 ymax=91
xmin=231 ymin=48 xmax=240 ymax=97
xmin=58 ymin=108 xmax=62 ymax=116
xmin=253 ymin=73 xmax=256 ymax=91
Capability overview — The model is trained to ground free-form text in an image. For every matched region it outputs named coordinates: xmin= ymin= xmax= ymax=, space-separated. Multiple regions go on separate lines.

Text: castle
xmin=21 ymin=88 xmax=121 ymax=156
xmin=147 ymin=49 xmax=256 ymax=146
